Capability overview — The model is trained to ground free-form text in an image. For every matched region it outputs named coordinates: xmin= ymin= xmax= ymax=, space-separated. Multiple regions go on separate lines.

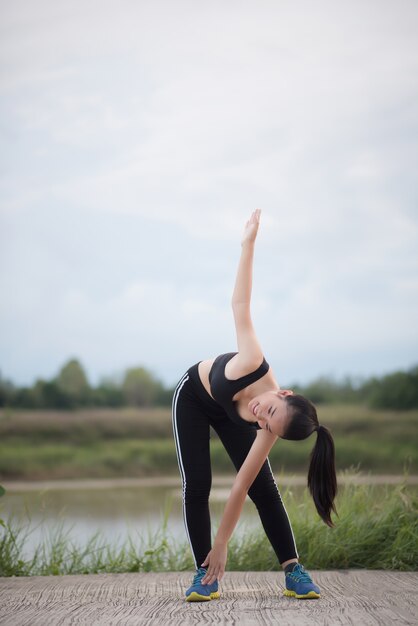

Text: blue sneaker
xmin=283 ymin=563 xmax=321 ymax=599
xmin=185 ymin=567 xmax=220 ymax=602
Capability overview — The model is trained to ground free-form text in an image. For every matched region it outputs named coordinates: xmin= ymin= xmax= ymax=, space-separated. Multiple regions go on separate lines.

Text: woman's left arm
xmin=201 ymin=429 xmax=278 ymax=584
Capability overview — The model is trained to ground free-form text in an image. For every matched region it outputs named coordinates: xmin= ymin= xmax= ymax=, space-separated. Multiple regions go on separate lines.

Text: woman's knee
xmin=183 ymin=478 xmax=212 ymax=504
xmin=248 ymin=474 xmax=282 ymax=504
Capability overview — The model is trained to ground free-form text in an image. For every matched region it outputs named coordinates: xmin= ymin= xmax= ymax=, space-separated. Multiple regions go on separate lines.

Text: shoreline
xmin=1 ymin=473 xmax=417 ymax=492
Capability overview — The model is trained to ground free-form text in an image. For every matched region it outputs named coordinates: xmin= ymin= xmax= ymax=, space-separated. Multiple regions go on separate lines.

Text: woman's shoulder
xmin=224 ymin=352 xmax=268 ymax=381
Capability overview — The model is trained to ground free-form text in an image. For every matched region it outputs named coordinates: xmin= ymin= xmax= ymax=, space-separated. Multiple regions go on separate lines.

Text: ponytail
xmin=283 ymin=395 xmax=338 ymax=527
xmin=307 ymin=425 xmax=338 ymax=527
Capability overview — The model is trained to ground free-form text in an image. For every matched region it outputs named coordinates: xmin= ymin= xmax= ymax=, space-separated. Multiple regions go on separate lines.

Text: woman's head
xmin=249 ymin=389 xmax=317 ymax=438
xmin=248 ymin=388 xmax=294 ymax=435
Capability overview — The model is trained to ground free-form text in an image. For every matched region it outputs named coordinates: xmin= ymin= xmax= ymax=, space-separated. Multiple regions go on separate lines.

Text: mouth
xmin=252 ymin=403 xmax=259 ymax=416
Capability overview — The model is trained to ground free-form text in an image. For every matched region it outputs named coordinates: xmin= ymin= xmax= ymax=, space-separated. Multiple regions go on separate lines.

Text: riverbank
xmin=0 ymin=405 xmax=416 ymax=480
xmin=1 ymin=475 xmax=416 ymax=576
xmin=2 ymin=472 xmax=418 ymax=492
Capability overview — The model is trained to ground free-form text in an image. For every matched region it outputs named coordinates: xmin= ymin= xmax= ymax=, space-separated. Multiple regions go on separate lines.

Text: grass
xmin=1 ymin=404 xmax=416 ymax=480
xmin=0 ymin=434 xmax=415 ymax=481
xmin=1 ymin=405 xmax=417 ymax=442
xmin=0 ymin=470 xmax=416 ymax=576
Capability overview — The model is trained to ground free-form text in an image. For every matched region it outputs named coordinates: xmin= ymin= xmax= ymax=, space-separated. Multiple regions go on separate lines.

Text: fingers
xmin=202 ymin=568 xmax=223 ymax=585
xmin=201 ymin=571 xmax=211 ymax=584
xmin=202 ymin=568 xmax=213 ymax=584
xmin=248 ymin=208 xmax=261 ymax=219
xmin=250 ymin=209 xmax=261 ymax=224
xmin=202 ymin=566 xmax=225 ymax=585
xmin=245 ymin=209 xmax=261 ymax=227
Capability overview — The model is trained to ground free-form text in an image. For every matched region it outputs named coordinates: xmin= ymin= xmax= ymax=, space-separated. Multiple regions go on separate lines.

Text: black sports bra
xmin=208 ymin=352 xmax=270 ymax=430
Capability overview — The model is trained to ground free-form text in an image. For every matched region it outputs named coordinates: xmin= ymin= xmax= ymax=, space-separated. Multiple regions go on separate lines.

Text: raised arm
xmin=230 ymin=209 xmax=264 ymax=371
xmin=201 ymin=209 xmax=276 ymax=585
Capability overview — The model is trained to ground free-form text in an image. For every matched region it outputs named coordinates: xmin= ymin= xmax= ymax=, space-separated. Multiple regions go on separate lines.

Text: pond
xmin=0 ymin=476 xmax=311 ymax=560
xmin=1 ymin=475 xmax=415 ymax=561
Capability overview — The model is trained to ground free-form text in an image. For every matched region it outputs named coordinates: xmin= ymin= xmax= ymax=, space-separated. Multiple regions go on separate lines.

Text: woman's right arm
xmin=200 ymin=428 xmax=278 ymax=585
xmin=214 ymin=428 xmax=278 ymax=544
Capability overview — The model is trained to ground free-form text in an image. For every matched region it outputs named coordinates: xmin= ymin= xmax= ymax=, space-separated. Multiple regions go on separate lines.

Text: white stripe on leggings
xmin=266 ymin=457 xmax=299 ymax=559
xmin=171 ymin=372 xmax=198 ymax=570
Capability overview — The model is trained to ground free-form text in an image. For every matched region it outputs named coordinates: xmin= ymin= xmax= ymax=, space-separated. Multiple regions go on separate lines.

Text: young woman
xmin=172 ymin=209 xmax=337 ymax=602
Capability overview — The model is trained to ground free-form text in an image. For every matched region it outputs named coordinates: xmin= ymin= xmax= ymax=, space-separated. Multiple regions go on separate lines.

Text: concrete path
xmin=0 ymin=570 xmax=417 ymax=625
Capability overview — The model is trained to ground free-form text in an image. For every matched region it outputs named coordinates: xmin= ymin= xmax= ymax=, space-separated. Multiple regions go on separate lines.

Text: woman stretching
xmin=172 ymin=209 xmax=337 ymax=601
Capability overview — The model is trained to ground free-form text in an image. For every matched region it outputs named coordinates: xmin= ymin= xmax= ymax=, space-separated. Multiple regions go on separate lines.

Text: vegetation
xmin=1 ymin=359 xmax=418 ymax=410
xmin=0 ymin=405 xmax=416 ymax=479
xmin=295 ymin=365 xmax=418 ymax=410
xmin=0 ymin=471 xmax=416 ymax=576
xmin=0 ymin=359 xmax=172 ymax=409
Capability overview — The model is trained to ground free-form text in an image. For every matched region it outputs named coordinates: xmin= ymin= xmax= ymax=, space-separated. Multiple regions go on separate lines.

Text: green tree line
xmin=0 ymin=359 xmax=417 ymax=411
xmin=0 ymin=359 xmax=173 ymax=410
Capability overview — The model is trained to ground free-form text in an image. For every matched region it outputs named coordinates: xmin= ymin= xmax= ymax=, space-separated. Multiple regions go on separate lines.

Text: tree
xmin=55 ymin=358 xmax=90 ymax=406
xmin=92 ymin=375 xmax=124 ymax=407
xmin=32 ymin=379 xmax=74 ymax=409
xmin=0 ymin=372 xmax=15 ymax=407
xmin=122 ymin=366 xmax=161 ymax=407
xmin=363 ymin=366 xmax=418 ymax=410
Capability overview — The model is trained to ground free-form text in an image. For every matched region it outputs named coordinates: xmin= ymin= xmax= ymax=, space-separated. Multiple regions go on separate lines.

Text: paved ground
xmin=0 ymin=570 xmax=417 ymax=625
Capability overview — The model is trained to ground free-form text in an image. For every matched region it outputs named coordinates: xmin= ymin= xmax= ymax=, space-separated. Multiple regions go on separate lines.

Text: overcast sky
xmin=1 ymin=0 xmax=417 ymax=390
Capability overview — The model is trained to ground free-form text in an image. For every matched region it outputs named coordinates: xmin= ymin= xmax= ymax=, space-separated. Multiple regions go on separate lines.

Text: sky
xmin=1 ymin=0 xmax=417 ymax=390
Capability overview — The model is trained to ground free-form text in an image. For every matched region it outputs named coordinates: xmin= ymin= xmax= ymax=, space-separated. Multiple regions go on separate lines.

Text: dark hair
xmin=282 ymin=394 xmax=338 ymax=528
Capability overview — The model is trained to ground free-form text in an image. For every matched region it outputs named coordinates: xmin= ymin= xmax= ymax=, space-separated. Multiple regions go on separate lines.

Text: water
xmin=0 ymin=481 xmax=278 ymax=560
xmin=2 ymin=476 xmax=415 ymax=561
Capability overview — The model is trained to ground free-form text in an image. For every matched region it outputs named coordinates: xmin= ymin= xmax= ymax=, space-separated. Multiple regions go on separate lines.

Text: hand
xmin=200 ymin=542 xmax=227 ymax=584
xmin=241 ymin=208 xmax=261 ymax=246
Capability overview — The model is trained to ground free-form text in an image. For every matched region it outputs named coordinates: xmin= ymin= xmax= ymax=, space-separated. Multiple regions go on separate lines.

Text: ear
xmin=280 ymin=389 xmax=294 ymax=397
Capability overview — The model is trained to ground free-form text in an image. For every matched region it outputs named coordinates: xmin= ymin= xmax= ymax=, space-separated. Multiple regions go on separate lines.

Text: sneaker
xmin=185 ymin=567 xmax=220 ymax=602
xmin=283 ymin=563 xmax=321 ymax=599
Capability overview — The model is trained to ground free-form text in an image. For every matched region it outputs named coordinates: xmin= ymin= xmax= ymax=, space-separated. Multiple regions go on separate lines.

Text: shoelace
xmin=192 ymin=567 xmax=208 ymax=585
xmin=289 ymin=564 xmax=313 ymax=583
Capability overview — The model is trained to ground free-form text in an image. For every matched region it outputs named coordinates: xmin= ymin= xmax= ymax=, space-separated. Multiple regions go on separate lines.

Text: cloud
xmin=1 ymin=1 xmax=417 ymax=387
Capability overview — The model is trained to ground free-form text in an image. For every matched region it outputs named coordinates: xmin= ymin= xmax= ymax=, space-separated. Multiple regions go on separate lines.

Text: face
xmin=248 ymin=389 xmax=294 ymax=436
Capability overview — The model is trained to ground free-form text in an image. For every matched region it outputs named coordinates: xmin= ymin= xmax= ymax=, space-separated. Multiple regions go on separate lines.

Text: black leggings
xmin=171 ymin=362 xmax=299 ymax=570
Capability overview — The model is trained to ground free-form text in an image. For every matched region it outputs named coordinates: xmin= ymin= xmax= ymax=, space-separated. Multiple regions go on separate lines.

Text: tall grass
xmin=0 ymin=470 xmax=416 ymax=576
xmin=0 ymin=405 xmax=416 ymax=480
xmin=1 ymin=405 xmax=417 ymax=442
xmin=0 ymin=437 xmax=415 ymax=481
